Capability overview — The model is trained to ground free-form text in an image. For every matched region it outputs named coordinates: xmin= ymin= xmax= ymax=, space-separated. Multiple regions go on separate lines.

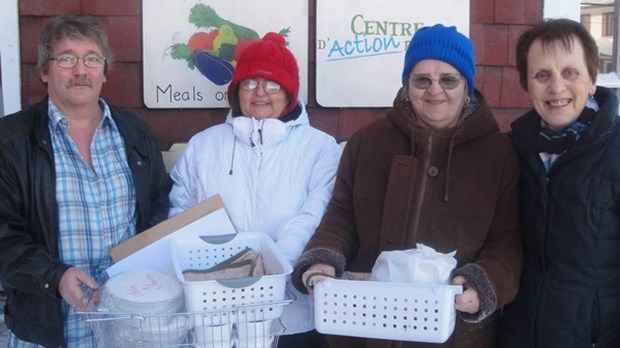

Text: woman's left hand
xmin=452 ymin=275 xmax=481 ymax=314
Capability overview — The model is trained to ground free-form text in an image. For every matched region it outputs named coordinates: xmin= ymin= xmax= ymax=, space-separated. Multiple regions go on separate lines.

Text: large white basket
xmin=171 ymin=233 xmax=292 ymax=325
xmin=314 ymin=278 xmax=463 ymax=343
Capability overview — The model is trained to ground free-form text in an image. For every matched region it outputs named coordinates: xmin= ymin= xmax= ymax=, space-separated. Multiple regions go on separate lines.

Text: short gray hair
xmin=38 ymin=15 xmax=114 ymax=74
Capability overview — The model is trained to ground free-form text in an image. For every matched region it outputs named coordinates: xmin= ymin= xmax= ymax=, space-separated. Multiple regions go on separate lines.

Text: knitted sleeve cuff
xmin=453 ymin=263 xmax=497 ymax=323
xmin=291 ymin=248 xmax=346 ymax=294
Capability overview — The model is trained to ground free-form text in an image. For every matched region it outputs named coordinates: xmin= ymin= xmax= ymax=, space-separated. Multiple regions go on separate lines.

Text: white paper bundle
xmin=369 ymin=243 xmax=457 ymax=284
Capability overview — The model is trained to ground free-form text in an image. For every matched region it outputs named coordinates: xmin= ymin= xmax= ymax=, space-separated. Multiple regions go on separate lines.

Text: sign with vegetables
xmin=316 ymin=0 xmax=469 ymax=107
xmin=143 ymin=0 xmax=308 ymax=109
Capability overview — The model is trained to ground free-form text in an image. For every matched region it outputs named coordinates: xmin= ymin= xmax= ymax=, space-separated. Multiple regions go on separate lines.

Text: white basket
xmin=171 ymin=233 xmax=292 ymax=325
xmin=314 ymin=278 xmax=463 ymax=343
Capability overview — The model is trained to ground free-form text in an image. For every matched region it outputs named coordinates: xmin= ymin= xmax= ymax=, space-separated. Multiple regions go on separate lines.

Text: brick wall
xmin=18 ymin=0 xmax=541 ymax=150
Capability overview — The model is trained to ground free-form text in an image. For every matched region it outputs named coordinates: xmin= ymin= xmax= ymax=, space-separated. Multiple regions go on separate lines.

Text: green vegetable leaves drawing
xmin=167 ymin=4 xmax=290 ymax=86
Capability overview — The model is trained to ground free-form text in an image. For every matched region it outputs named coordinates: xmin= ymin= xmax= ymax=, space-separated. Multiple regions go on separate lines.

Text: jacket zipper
xmin=410 ymin=132 xmax=433 ymax=239
xmin=251 ymin=125 xmax=264 ymax=227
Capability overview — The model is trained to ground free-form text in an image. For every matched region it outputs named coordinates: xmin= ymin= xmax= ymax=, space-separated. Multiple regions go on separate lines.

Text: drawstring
xmin=249 ymin=119 xmax=264 ymax=147
xmin=444 ymin=134 xmax=456 ymax=202
xmin=249 ymin=128 xmax=256 ymax=147
xmin=229 ymin=138 xmax=237 ymax=175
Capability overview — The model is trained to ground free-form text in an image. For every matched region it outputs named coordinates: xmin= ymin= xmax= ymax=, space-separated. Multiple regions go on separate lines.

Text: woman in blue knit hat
xmin=291 ymin=24 xmax=522 ymax=347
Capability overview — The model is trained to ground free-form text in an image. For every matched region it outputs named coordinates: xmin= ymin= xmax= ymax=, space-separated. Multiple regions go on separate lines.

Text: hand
xmin=301 ymin=263 xmax=335 ymax=296
xmin=58 ymin=267 xmax=100 ymax=311
xmin=452 ymin=275 xmax=481 ymax=314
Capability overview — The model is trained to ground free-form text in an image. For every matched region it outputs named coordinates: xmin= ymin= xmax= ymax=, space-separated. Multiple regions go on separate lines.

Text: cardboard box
xmin=106 ymin=194 xmax=236 ymax=278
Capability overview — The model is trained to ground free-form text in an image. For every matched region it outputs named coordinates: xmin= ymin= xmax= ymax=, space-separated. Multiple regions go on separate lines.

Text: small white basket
xmin=171 ymin=233 xmax=292 ymax=325
xmin=314 ymin=278 xmax=463 ymax=343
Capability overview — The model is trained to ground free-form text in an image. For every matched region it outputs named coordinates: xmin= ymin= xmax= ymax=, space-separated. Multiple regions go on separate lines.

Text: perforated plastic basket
xmin=314 ymin=278 xmax=463 ymax=343
xmin=171 ymin=233 xmax=292 ymax=325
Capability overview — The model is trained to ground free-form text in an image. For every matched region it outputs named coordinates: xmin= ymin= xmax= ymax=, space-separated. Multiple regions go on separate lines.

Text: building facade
xmin=3 ymin=0 xmax=617 ymax=149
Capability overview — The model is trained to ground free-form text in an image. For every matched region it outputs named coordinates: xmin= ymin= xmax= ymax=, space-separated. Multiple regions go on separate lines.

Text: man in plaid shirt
xmin=0 ymin=15 xmax=170 ymax=347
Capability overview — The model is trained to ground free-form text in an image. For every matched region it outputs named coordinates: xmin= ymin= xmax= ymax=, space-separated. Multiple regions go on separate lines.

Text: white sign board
xmin=0 ymin=0 xmax=21 ymax=116
xmin=143 ymin=0 xmax=308 ymax=109
xmin=316 ymin=0 xmax=470 ymax=107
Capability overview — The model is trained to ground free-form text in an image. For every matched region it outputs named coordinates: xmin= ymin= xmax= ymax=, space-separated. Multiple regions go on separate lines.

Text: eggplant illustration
xmin=193 ymin=51 xmax=234 ymax=85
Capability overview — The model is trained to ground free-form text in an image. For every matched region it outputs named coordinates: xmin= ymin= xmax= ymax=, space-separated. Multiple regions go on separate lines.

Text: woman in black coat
xmin=499 ymin=18 xmax=620 ymax=348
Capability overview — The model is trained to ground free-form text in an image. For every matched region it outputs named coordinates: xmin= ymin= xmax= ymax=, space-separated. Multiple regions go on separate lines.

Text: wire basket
xmin=171 ymin=233 xmax=292 ymax=326
xmin=79 ymin=298 xmax=291 ymax=348
xmin=314 ymin=278 xmax=463 ymax=343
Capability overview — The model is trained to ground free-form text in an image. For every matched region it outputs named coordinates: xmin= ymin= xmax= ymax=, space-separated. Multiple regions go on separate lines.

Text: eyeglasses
xmin=49 ymin=53 xmax=106 ymax=69
xmin=409 ymin=74 xmax=464 ymax=90
xmin=239 ymin=79 xmax=282 ymax=94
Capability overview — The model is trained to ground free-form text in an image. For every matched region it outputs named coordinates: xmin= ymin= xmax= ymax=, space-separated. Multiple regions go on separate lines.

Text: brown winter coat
xmin=293 ymin=89 xmax=523 ymax=348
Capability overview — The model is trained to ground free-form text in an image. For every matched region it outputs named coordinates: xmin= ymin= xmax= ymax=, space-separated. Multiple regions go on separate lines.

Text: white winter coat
xmin=169 ymin=103 xmax=342 ymax=335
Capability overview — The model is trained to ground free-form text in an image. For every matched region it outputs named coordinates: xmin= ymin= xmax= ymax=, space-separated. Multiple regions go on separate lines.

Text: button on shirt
xmin=7 ymin=99 xmax=138 ymax=348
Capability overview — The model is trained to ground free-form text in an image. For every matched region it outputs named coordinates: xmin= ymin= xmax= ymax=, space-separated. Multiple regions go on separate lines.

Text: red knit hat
xmin=228 ymin=32 xmax=300 ymax=116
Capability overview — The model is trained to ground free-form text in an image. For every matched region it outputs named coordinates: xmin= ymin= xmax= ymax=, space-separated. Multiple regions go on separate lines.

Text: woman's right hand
xmin=301 ymin=263 xmax=335 ymax=295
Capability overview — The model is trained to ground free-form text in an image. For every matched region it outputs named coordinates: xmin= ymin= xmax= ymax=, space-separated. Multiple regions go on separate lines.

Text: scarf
xmin=533 ymin=99 xmax=598 ymax=155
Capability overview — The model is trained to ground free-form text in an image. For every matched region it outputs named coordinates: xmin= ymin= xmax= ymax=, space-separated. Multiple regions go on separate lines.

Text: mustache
xmin=66 ymin=77 xmax=92 ymax=88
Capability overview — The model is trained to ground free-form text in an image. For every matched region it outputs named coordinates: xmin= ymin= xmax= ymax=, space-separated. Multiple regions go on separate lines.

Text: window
xmin=581 ymin=1 xmax=617 ymax=75
xmin=603 ymin=11 xmax=615 ymax=36
xmin=582 ymin=1 xmax=620 ymax=90
xmin=547 ymin=0 xmax=620 ymax=99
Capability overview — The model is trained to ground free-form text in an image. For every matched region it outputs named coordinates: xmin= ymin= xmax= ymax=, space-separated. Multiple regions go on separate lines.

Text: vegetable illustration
xmin=188 ymin=30 xmax=219 ymax=51
xmin=189 ymin=4 xmax=259 ymax=40
xmin=169 ymin=43 xmax=194 ymax=69
xmin=194 ymin=51 xmax=234 ymax=86
xmin=218 ymin=43 xmax=237 ymax=63
xmin=212 ymin=25 xmax=238 ymax=55
xmin=167 ymin=4 xmax=291 ymax=86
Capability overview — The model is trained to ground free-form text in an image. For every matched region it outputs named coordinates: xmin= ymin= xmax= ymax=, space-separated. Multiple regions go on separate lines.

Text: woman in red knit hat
xmin=168 ymin=32 xmax=342 ymax=348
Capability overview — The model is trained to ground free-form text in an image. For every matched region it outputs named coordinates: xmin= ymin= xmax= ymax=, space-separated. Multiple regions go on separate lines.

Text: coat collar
xmin=225 ymin=100 xmax=309 ymax=127
xmin=386 ymin=88 xmax=499 ymax=153
xmin=511 ymin=86 xmax=620 ymax=153
xmin=30 ymin=97 xmax=149 ymax=160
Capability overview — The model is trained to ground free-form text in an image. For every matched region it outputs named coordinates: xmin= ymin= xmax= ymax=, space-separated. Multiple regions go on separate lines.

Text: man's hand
xmin=452 ymin=275 xmax=481 ymax=314
xmin=58 ymin=267 xmax=100 ymax=311
xmin=301 ymin=263 xmax=335 ymax=296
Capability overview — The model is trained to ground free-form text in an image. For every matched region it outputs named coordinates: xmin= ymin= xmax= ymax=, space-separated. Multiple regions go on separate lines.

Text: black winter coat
xmin=0 ymin=98 xmax=171 ymax=347
xmin=499 ymin=87 xmax=620 ymax=348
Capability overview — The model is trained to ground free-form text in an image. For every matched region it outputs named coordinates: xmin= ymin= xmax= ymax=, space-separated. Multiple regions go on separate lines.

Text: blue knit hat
xmin=402 ymin=24 xmax=475 ymax=96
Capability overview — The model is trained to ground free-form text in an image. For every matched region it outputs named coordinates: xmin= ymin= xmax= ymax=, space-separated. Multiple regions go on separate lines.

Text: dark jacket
xmin=293 ymin=89 xmax=523 ymax=348
xmin=499 ymin=87 xmax=620 ymax=348
xmin=0 ymin=98 xmax=170 ymax=347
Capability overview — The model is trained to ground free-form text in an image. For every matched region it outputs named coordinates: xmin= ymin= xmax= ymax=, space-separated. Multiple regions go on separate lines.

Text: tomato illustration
xmin=188 ymin=30 xmax=219 ymax=51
